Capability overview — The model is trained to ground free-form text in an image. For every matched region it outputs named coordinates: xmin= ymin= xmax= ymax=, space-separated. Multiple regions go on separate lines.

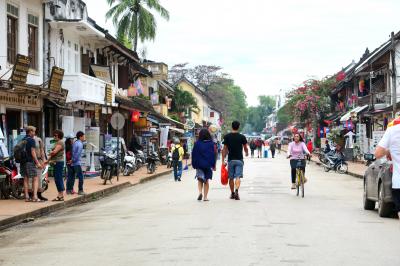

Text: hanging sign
xmin=90 ymin=65 xmax=112 ymax=83
xmin=105 ymin=84 xmax=113 ymax=104
xmin=48 ymin=66 xmax=64 ymax=93
xmin=11 ymin=54 xmax=30 ymax=84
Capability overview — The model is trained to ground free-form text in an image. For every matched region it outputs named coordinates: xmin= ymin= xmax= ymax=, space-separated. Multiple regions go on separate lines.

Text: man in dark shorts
xmin=21 ymin=126 xmax=43 ymax=202
xmin=222 ymin=121 xmax=249 ymax=200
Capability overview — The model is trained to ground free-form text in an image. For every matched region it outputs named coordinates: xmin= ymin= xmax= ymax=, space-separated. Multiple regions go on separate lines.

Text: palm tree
xmin=106 ymin=0 xmax=170 ymax=52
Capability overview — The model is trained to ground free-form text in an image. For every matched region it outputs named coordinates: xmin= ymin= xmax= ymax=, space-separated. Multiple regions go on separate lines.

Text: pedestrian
xmin=287 ymin=133 xmax=310 ymax=189
xmin=65 ymin=135 xmax=76 ymax=194
xmin=70 ymin=131 xmax=86 ymax=195
xmin=46 ymin=129 xmax=65 ymax=201
xmin=375 ymin=123 xmax=400 ymax=220
xmin=256 ymin=138 xmax=263 ymax=158
xmin=221 ymin=121 xmax=249 ymax=200
xmin=270 ymin=139 xmax=276 ymax=158
xmin=249 ymin=140 xmax=256 ymax=158
xmin=20 ymin=126 xmax=43 ymax=202
xmin=192 ymin=129 xmax=216 ymax=201
xmin=171 ymin=138 xmax=185 ymax=181
xmin=277 ymin=138 xmax=282 ymax=154
xmin=31 ymin=133 xmax=48 ymax=201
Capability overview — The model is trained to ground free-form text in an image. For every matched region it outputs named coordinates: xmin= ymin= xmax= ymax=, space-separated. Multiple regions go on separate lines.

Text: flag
xmin=135 ymin=79 xmax=144 ymax=95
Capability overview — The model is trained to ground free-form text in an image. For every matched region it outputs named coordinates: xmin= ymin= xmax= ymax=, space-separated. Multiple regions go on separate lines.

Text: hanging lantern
xmin=131 ymin=110 xmax=140 ymax=122
xmin=359 ymin=79 xmax=365 ymax=93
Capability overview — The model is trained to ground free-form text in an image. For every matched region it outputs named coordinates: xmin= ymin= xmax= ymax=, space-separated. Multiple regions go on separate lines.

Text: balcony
xmin=62 ymin=73 xmax=112 ymax=105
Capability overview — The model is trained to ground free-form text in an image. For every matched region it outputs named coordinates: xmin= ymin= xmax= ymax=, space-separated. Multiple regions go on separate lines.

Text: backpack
xmin=14 ymin=139 xmax=28 ymax=163
xmin=172 ymin=147 xmax=181 ymax=162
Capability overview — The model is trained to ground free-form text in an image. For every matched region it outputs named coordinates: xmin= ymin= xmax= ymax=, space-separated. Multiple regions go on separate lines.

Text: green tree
xmin=171 ymin=86 xmax=199 ymax=121
xmin=106 ymin=0 xmax=170 ymax=52
xmin=246 ymin=95 xmax=276 ymax=133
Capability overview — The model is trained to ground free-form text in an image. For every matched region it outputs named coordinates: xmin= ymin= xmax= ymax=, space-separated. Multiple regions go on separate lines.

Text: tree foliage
xmin=169 ymin=63 xmax=223 ymax=90
xmin=171 ymin=86 xmax=199 ymax=121
xmin=207 ymin=78 xmax=247 ymax=133
xmin=106 ymin=0 xmax=169 ymax=52
xmin=245 ymin=96 xmax=276 ymax=133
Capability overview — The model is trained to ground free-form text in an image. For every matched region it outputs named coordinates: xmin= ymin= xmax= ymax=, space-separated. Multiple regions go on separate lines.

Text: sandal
xmin=25 ymin=198 xmax=32 ymax=202
xmin=203 ymin=199 xmax=209 ymax=202
xmin=197 ymin=194 xmax=203 ymax=201
xmin=52 ymin=196 xmax=64 ymax=202
xmin=31 ymin=198 xmax=43 ymax=203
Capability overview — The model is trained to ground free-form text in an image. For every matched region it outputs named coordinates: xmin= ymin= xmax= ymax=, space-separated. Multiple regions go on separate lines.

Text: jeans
xmin=271 ymin=149 xmax=276 ymax=158
xmin=66 ymin=165 xmax=84 ymax=192
xmin=54 ymin=161 xmax=65 ymax=192
xmin=173 ymin=161 xmax=183 ymax=180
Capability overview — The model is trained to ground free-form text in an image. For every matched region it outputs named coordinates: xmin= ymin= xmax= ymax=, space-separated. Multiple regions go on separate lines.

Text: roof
xmin=115 ymin=95 xmax=155 ymax=112
xmin=174 ymin=77 xmax=206 ymax=96
xmin=354 ymin=40 xmax=391 ymax=74
xmin=158 ymin=80 xmax=175 ymax=93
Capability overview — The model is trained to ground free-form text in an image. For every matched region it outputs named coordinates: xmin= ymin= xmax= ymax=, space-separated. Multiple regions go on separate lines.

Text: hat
xmin=66 ymin=133 xmax=75 ymax=139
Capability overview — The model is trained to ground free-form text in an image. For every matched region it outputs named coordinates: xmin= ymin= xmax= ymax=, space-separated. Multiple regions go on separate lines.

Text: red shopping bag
xmin=221 ymin=164 xmax=228 ymax=186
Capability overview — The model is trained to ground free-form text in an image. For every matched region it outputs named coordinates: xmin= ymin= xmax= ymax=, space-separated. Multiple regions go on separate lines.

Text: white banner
xmin=160 ymin=126 xmax=169 ymax=148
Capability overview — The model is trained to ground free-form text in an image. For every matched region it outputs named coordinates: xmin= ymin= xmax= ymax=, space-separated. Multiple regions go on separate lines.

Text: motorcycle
xmin=0 ymin=158 xmax=23 ymax=199
xmin=99 ymin=150 xmax=118 ymax=185
xmin=135 ymin=150 xmax=146 ymax=170
xmin=323 ymin=151 xmax=348 ymax=174
xmin=123 ymin=151 xmax=136 ymax=176
xmin=146 ymin=151 xmax=159 ymax=174
xmin=166 ymin=152 xmax=172 ymax=168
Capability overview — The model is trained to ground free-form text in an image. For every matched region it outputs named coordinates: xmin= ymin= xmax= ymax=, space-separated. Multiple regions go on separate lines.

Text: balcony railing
xmin=62 ymin=73 xmax=113 ymax=105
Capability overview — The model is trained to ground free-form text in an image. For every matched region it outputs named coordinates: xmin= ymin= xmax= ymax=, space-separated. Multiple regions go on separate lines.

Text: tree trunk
xmin=133 ymin=11 xmax=139 ymax=52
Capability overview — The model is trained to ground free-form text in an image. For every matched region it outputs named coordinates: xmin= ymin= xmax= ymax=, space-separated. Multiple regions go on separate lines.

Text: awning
xmin=340 ymin=105 xmax=369 ymax=122
xmin=169 ymin=127 xmax=185 ymax=134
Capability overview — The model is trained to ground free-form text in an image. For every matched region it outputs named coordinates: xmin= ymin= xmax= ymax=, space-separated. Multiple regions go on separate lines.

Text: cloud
xmin=85 ymin=0 xmax=400 ymax=106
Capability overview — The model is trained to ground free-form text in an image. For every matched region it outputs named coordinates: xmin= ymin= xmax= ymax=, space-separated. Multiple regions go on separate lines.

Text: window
xmin=67 ymin=41 xmax=72 ymax=72
xmin=28 ymin=14 xmax=39 ymax=69
xmin=74 ymin=44 xmax=80 ymax=72
xmin=7 ymin=3 xmax=19 ymax=64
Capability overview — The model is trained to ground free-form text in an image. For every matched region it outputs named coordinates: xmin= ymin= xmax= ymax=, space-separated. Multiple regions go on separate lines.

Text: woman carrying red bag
xmin=191 ymin=129 xmax=217 ymax=201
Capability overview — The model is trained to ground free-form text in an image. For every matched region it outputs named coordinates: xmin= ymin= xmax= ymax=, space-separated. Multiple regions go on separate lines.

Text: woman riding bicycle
xmin=287 ymin=133 xmax=310 ymax=189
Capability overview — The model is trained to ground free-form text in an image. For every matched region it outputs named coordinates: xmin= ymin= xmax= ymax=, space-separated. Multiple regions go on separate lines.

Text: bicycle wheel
xmin=299 ymin=170 xmax=305 ymax=198
xmin=296 ymin=169 xmax=300 ymax=196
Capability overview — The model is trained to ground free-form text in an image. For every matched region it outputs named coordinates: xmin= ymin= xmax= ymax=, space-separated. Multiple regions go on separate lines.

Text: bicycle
xmin=295 ymin=157 xmax=306 ymax=198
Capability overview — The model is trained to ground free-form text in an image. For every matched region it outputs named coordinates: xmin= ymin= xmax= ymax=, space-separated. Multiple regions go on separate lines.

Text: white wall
xmin=0 ymin=0 xmax=43 ymax=84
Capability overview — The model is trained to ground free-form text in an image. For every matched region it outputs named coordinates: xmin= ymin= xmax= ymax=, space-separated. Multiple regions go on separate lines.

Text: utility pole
xmin=391 ymin=31 xmax=397 ymax=117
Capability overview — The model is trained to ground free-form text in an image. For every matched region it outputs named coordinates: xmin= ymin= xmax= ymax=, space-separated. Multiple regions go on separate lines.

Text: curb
xmin=0 ymin=168 xmax=175 ymax=231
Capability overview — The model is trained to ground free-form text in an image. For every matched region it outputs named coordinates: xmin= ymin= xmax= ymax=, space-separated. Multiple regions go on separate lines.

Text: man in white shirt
xmin=375 ymin=124 xmax=400 ymax=219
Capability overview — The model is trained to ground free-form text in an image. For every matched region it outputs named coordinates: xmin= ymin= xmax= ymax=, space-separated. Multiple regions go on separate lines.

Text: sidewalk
xmin=281 ymin=145 xmax=366 ymax=179
xmin=0 ymin=162 xmax=185 ymax=230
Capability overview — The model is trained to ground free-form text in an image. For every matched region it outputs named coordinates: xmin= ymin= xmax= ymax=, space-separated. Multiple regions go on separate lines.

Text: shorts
xmin=196 ymin=168 xmax=213 ymax=183
xmin=392 ymin=189 xmax=400 ymax=212
xmin=228 ymin=160 xmax=244 ymax=179
xmin=20 ymin=162 xmax=37 ymax=179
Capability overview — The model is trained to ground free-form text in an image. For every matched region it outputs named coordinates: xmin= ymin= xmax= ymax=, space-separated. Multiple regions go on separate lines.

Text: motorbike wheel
xmin=323 ymin=165 xmax=330 ymax=172
xmin=337 ymin=162 xmax=348 ymax=174
xmin=103 ymin=169 xmax=111 ymax=185
xmin=318 ymin=153 xmax=325 ymax=163
xmin=147 ymin=163 xmax=155 ymax=174
xmin=123 ymin=167 xmax=130 ymax=176
xmin=0 ymin=179 xmax=11 ymax=199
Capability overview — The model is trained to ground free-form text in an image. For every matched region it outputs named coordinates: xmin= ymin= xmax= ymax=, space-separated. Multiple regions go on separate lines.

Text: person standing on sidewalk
xmin=46 ymin=130 xmax=65 ymax=201
xmin=256 ymin=138 xmax=263 ymax=158
xmin=65 ymin=135 xmax=76 ymax=194
xmin=277 ymin=138 xmax=282 ymax=154
xmin=249 ymin=140 xmax=256 ymax=158
xmin=171 ymin=138 xmax=184 ymax=181
xmin=192 ymin=129 xmax=216 ymax=201
xmin=32 ymin=134 xmax=47 ymax=201
xmin=222 ymin=121 xmax=249 ymax=200
xmin=70 ymin=131 xmax=86 ymax=195
xmin=20 ymin=126 xmax=43 ymax=202
xmin=375 ymin=124 xmax=400 ymax=220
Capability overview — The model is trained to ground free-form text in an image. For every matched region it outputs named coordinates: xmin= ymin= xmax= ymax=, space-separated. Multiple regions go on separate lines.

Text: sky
xmin=85 ymin=0 xmax=400 ymax=106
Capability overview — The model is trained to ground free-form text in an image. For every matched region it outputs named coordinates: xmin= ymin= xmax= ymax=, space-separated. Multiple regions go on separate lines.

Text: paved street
xmin=0 ymin=153 xmax=399 ymax=266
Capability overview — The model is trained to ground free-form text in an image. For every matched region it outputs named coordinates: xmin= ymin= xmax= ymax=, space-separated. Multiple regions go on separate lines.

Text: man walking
xmin=171 ymin=138 xmax=184 ymax=181
xmin=71 ymin=131 xmax=85 ymax=195
xmin=222 ymin=121 xmax=249 ymax=200
xmin=375 ymin=122 xmax=400 ymax=220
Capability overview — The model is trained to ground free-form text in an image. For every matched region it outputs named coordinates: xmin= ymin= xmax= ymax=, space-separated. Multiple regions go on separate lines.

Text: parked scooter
xmin=99 ymin=150 xmax=118 ymax=185
xmin=166 ymin=152 xmax=172 ymax=168
xmin=147 ymin=151 xmax=159 ymax=174
xmin=0 ymin=158 xmax=23 ymax=199
xmin=323 ymin=151 xmax=348 ymax=174
xmin=135 ymin=150 xmax=146 ymax=170
xmin=123 ymin=151 xmax=136 ymax=176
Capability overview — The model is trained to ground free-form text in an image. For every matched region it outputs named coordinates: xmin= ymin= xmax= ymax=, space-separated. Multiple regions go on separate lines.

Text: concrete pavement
xmin=0 ymin=153 xmax=399 ymax=266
